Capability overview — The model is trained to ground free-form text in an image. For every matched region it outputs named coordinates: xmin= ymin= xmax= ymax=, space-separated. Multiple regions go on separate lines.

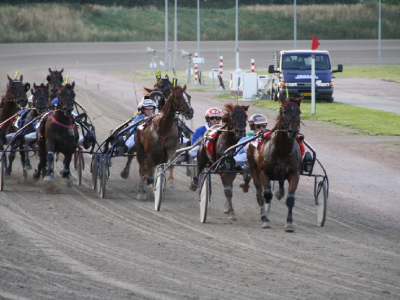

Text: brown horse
xmin=46 ymin=68 xmax=64 ymax=108
xmin=246 ymin=96 xmax=303 ymax=232
xmin=34 ymin=83 xmax=78 ymax=183
xmin=134 ymin=85 xmax=193 ymax=199
xmin=0 ymin=75 xmax=30 ymax=177
xmin=119 ymin=75 xmax=173 ymax=179
xmin=190 ymin=103 xmax=249 ymax=220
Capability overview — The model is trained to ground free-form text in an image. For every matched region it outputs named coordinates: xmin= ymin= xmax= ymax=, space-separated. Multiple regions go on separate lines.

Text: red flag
xmin=311 ymin=34 xmax=320 ymax=50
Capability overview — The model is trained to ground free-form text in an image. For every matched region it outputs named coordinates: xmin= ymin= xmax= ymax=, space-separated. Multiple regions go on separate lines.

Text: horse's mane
xmin=221 ymin=103 xmax=248 ymax=128
xmin=161 ymin=85 xmax=184 ymax=113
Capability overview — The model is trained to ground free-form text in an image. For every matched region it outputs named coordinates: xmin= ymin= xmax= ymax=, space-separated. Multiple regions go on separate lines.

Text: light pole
xmin=165 ymin=0 xmax=169 ymax=71
xmin=235 ymin=0 xmax=240 ymax=71
xmin=174 ymin=0 xmax=178 ymax=73
xmin=294 ymin=0 xmax=297 ymax=49
xmin=378 ymin=0 xmax=381 ymax=65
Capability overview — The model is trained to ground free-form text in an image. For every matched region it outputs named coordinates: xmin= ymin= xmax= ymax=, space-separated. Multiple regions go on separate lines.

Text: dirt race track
xmin=0 ymin=42 xmax=400 ymax=300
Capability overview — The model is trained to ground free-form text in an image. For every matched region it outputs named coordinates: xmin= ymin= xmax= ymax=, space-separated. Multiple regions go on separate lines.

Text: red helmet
xmin=205 ymin=107 xmax=223 ymax=118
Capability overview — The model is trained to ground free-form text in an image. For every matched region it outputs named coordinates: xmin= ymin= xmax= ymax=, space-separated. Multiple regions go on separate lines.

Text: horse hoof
xmin=66 ymin=178 xmax=73 ymax=187
xmin=137 ymin=191 xmax=147 ymax=200
xmin=239 ymin=182 xmax=249 ymax=193
xmin=223 ymin=208 xmax=229 ymax=214
xmin=167 ymin=182 xmax=176 ymax=189
xmin=284 ymin=223 xmax=295 ymax=232
xmin=189 ymin=183 xmax=197 ymax=191
xmin=262 ymin=221 xmax=272 ymax=229
xmin=228 ymin=214 xmax=237 ymax=221
xmin=44 ymin=175 xmax=54 ymax=181
xmin=275 ymin=190 xmax=285 ymax=200
xmin=120 ymin=171 xmax=129 ymax=179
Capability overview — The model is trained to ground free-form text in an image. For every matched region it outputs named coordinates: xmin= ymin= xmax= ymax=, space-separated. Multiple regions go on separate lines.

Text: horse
xmin=246 ymin=96 xmax=303 ymax=232
xmin=21 ymin=83 xmax=50 ymax=170
xmin=46 ymin=68 xmax=64 ymax=108
xmin=119 ymin=74 xmax=173 ymax=180
xmin=34 ymin=82 xmax=78 ymax=183
xmin=190 ymin=103 xmax=249 ymax=220
xmin=0 ymin=75 xmax=30 ymax=178
xmin=134 ymin=85 xmax=194 ymax=199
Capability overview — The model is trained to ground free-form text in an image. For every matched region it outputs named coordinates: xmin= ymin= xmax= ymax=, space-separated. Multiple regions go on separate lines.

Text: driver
xmin=188 ymin=107 xmax=223 ymax=159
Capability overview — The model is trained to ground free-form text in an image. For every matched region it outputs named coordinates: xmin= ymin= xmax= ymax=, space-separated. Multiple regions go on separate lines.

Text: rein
xmin=151 ymin=120 xmax=177 ymax=150
xmin=50 ymin=113 xmax=77 ymax=130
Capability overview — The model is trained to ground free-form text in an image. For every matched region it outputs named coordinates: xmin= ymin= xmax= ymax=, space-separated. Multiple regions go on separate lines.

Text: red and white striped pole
xmin=219 ymin=56 xmax=223 ymax=89
xmin=194 ymin=52 xmax=198 ymax=85
xmin=251 ymin=59 xmax=255 ymax=72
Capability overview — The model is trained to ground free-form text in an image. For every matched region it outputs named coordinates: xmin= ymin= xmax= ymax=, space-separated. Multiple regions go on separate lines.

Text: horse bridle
xmin=221 ymin=106 xmax=247 ymax=137
xmin=170 ymin=89 xmax=193 ymax=118
xmin=56 ymin=86 xmax=75 ymax=115
xmin=7 ymin=80 xmax=28 ymax=107
xmin=279 ymin=101 xmax=301 ymax=135
xmin=33 ymin=87 xmax=49 ymax=113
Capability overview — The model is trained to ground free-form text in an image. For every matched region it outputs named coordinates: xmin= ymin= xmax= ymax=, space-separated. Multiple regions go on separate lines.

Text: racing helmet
xmin=205 ymin=107 xmax=223 ymax=122
xmin=138 ymin=98 xmax=156 ymax=113
xmin=248 ymin=114 xmax=268 ymax=130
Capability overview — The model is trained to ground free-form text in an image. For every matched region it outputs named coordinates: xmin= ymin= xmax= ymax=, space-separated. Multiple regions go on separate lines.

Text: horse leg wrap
xmin=224 ymin=186 xmax=233 ymax=198
xmin=263 ymin=188 xmax=273 ymax=203
xmin=286 ymin=194 xmax=295 ymax=207
xmin=60 ymin=169 xmax=70 ymax=178
xmin=47 ymin=152 xmax=54 ymax=175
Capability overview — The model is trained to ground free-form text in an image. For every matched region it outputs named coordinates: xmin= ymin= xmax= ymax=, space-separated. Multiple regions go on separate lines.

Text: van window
xmin=282 ymin=54 xmax=331 ymax=70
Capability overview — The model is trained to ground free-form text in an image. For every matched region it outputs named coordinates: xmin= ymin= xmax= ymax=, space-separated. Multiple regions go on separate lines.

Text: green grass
xmin=117 ymin=66 xmax=400 ymax=137
xmin=253 ymin=100 xmax=400 ymax=136
xmin=335 ymin=65 xmax=400 ymax=83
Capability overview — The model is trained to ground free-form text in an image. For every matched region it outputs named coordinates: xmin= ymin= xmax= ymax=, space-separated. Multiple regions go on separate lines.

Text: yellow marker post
xmin=173 ymin=78 xmax=177 ymax=87
xmin=14 ymin=71 xmax=18 ymax=80
xmin=286 ymin=87 xmax=289 ymax=98
xmin=65 ymin=76 xmax=69 ymax=84
xmin=157 ymin=71 xmax=161 ymax=79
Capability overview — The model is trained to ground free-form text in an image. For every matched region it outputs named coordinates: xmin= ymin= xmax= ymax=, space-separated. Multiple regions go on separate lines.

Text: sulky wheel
xmin=91 ymin=154 xmax=98 ymax=191
xmin=199 ymin=169 xmax=210 ymax=223
xmin=154 ymin=165 xmax=166 ymax=211
xmin=0 ymin=154 xmax=5 ymax=191
xmin=315 ymin=179 xmax=327 ymax=227
xmin=99 ymin=158 xmax=108 ymax=199
xmin=76 ymin=152 xmax=83 ymax=186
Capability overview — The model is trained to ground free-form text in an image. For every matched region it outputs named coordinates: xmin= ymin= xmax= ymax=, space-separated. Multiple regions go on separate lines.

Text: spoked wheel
xmin=199 ymin=169 xmax=210 ymax=223
xmin=0 ymin=154 xmax=5 ymax=191
xmin=315 ymin=179 xmax=327 ymax=227
xmin=99 ymin=158 xmax=108 ymax=199
xmin=76 ymin=152 xmax=83 ymax=186
xmin=91 ymin=154 xmax=98 ymax=190
xmin=154 ymin=165 xmax=166 ymax=211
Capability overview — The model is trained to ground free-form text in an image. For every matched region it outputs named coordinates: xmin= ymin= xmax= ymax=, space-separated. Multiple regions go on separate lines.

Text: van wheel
xmin=326 ymin=97 xmax=334 ymax=103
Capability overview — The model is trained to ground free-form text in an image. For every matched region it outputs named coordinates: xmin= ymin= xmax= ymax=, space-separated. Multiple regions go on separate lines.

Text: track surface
xmin=0 ymin=41 xmax=399 ymax=299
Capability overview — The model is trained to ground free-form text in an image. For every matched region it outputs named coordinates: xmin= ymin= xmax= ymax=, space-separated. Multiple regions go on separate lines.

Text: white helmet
xmin=205 ymin=107 xmax=223 ymax=118
xmin=138 ymin=98 xmax=156 ymax=111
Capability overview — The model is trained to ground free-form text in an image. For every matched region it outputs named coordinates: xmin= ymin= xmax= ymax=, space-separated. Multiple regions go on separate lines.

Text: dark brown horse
xmin=34 ymin=83 xmax=78 ymax=183
xmin=190 ymin=103 xmax=249 ymax=220
xmin=46 ymin=68 xmax=64 ymax=108
xmin=134 ymin=85 xmax=193 ymax=199
xmin=246 ymin=96 xmax=303 ymax=232
xmin=22 ymin=83 xmax=50 ymax=170
xmin=0 ymin=75 xmax=30 ymax=177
